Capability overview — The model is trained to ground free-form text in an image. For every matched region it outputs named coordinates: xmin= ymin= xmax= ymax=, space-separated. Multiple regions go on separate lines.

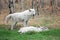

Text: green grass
xmin=0 ymin=25 xmax=60 ymax=40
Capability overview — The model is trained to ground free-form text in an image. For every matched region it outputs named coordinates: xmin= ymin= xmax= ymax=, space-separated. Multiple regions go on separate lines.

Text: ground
xmin=0 ymin=25 xmax=60 ymax=40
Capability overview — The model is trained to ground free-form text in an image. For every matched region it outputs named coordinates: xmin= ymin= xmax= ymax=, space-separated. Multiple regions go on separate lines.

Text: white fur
xmin=18 ymin=26 xmax=49 ymax=34
xmin=5 ymin=9 xmax=35 ymax=30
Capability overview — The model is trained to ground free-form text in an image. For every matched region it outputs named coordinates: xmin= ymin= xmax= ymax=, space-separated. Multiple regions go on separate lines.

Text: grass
xmin=0 ymin=25 xmax=60 ymax=40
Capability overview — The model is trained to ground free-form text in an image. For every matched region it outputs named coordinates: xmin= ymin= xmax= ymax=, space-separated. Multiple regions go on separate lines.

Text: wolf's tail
xmin=5 ymin=15 xmax=11 ymax=25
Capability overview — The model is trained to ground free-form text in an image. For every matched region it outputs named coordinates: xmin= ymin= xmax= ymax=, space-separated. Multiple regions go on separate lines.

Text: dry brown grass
xmin=0 ymin=0 xmax=60 ymax=29
xmin=0 ymin=9 xmax=9 ymax=25
xmin=0 ymin=9 xmax=60 ymax=28
xmin=0 ymin=8 xmax=60 ymax=29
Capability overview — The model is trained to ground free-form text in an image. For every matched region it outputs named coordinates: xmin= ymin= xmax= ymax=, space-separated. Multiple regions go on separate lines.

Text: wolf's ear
xmin=29 ymin=9 xmax=31 ymax=12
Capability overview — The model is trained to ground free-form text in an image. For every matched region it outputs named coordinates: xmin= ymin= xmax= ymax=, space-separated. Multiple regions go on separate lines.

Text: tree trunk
xmin=19 ymin=0 xmax=24 ymax=11
xmin=40 ymin=0 xmax=44 ymax=8
xmin=9 ymin=0 xmax=14 ymax=14
xmin=32 ymin=0 xmax=34 ymax=8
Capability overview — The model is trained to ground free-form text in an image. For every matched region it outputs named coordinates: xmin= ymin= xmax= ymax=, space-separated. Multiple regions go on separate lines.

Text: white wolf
xmin=18 ymin=26 xmax=49 ymax=34
xmin=5 ymin=9 xmax=36 ymax=30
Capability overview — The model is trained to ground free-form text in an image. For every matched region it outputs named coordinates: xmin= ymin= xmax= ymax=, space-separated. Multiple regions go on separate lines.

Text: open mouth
xmin=32 ymin=14 xmax=35 ymax=18
xmin=33 ymin=14 xmax=35 ymax=17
